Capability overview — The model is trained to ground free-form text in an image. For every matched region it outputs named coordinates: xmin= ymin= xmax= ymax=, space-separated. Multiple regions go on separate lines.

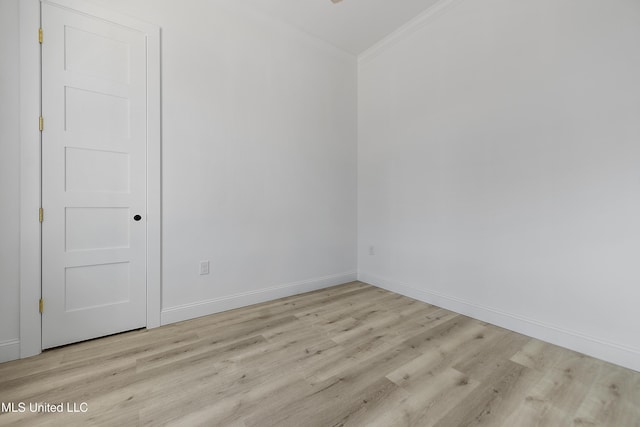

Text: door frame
xmin=19 ymin=0 xmax=161 ymax=358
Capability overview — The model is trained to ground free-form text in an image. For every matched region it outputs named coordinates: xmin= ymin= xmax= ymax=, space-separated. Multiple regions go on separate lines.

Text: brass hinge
xmin=39 ymin=28 xmax=43 ymax=44
xmin=39 ymin=116 xmax=44 ymax=131
xmin=39 ymin=298 xmax=44 ymax=314
xmin=39 ymin=208 xmax=44 ymax=223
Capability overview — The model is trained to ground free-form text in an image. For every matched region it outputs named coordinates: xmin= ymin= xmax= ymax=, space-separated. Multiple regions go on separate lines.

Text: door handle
xmin=133 ymin=215 xmax=142 ymax=221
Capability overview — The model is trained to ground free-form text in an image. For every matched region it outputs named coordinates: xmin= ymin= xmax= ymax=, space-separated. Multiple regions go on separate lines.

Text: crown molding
xmin=219 ymin=2 xmax=356 ymax=62
xmin=359 ymin=0 xmax=463 ymax=65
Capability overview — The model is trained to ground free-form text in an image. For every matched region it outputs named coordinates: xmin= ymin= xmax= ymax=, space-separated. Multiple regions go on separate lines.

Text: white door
xmin=41 ymin=1 xmax=152 ymax=348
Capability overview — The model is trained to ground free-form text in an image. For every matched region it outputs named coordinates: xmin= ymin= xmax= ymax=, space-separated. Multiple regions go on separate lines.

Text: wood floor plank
xmin=499 ymin=351 xmax=604 ymax=427
xmin=386 ymin=321 xmax=493 ymax=392
xmin=1 ymin=282 xmax=639 ymax=426
xmin=453 ymin=327 xmax=531 ymax=384
xmin=403 ymin=314 xmax=474 ymax=353
xmin=376 ymin=368 xmax=480 ymax=427
xmin=510 ymin=339 xmax=569 ymax=372
xmin=244 ymin=345 xmax=420 ymax=427
xmin=433 ymin=360 xmax=536 ymax=427
xmin=573 ymin=364 xmax=640 ymax=427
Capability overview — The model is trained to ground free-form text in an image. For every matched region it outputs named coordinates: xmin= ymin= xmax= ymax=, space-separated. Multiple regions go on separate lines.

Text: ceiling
xmin=230 ymin=0 xmax=445 ymax=55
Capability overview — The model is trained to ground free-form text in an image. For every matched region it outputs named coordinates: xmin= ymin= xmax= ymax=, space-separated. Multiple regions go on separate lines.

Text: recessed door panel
xmin=64 ymin=25 xmax=131 ymax=84
xmin=65 ymin=262 xmax=131 ymax=311
xmin=65 ymin=147 xmax=130 ymax=193
xmin=65 ymin=87 xmax=130 ymax=138
xmin=65 ymin=207 xmax=130 ymax=251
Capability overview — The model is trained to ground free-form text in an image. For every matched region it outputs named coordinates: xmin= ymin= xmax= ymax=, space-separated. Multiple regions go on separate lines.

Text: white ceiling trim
xmin=359 ymin=0 xmax=463 ymax=65
xmin=223 ymin=0 xmax=450 ymax=55
xmin=219 ymin=2 xmax=356 ymax=61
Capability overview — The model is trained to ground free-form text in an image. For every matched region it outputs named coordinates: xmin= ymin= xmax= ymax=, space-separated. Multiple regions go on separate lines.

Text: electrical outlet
xmin=369 ymin=245 xmax=375 ymax=256
xmin=199 ymin=261 xmax=210 ymax=275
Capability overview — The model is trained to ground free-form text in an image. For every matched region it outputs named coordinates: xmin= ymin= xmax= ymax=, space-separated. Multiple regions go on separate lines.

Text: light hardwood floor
xmin=1 ymin=282 xmax=639 ymax=426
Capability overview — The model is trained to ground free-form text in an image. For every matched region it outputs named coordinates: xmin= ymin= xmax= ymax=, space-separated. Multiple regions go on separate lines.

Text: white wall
xmin=84 ymin=0 xmax=358 ymax=322
xmin=358 ymin=0 xmax=640 ymax=371
xmin=0 ymin=0 xmax=356 ymax=363
xmin=0 ymin=0 xmax=22 ymax=363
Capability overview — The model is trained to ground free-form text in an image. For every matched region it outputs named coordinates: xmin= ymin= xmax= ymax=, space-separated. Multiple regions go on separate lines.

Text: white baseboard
xmin=0 ymin=339 xmax=20 ymax=364
xmin=359 ymin=272 xmax=640 ymax=373
xmin=161 ymin=271 xmax=358 ymax=325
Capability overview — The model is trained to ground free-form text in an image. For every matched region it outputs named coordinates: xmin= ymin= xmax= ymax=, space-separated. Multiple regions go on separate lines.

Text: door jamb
xmin=19 ymin=0 xmax=162 ymax=359
xmin=19 ymin=0 xmax=42 ymax=358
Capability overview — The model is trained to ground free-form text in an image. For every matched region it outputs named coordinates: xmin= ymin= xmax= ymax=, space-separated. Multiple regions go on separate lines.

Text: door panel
xmin=64 ymin=262 xmax=131 ymax=312
xmin=64 ymin=87 xmax=131 ymax=137
xmin=65 ymin=147 xmax=130 ymax=193
xmin=65 ymin=207 xmax=130 ymax=251
xmin=42 ymin=1 xmax=149 ymax=349
xmin=64 ymin=25 xmax=131 ymax=84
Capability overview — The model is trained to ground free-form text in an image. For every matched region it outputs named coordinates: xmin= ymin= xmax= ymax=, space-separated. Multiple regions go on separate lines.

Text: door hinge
xmin=39 ymin=28 xmax=43 ymax=44
xmin=39 ymin=208 xmax=44 ymax=223
xmin=39 ymin=116 xmax=44 ymax=131
xmin=39 ymin=298 xmax=44 ymax=314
